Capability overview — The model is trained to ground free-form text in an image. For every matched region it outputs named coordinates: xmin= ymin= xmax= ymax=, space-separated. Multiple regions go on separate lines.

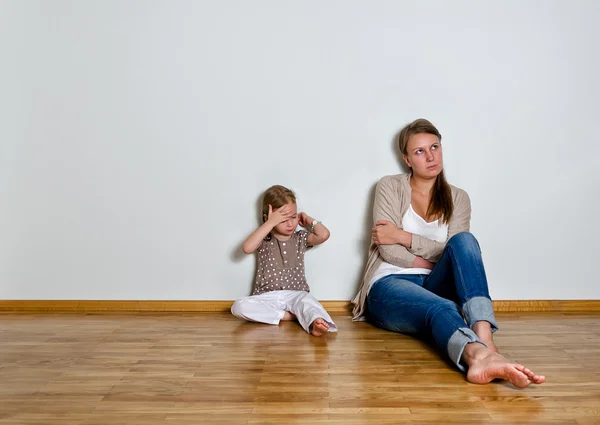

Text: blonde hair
xmin=398 ymin=118 xmax=454 ymax=224
xmin=261 ymin=185 xmax=296 ymax=240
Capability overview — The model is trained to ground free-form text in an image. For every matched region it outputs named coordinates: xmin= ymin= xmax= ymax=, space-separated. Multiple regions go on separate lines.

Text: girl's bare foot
xmin=472 ymin=321 xmax=499 ymax=353
xmin=463 ymin=343 xmax=546 ymax=388
xmin=282 ymin=311 xmax=296 ymax=321
xmin=310 ymin=318 xmax=329 ymax=336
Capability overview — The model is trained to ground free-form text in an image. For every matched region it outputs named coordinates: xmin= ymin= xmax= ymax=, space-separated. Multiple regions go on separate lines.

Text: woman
xmin=352 ymin=118 xmax=545 ymax=388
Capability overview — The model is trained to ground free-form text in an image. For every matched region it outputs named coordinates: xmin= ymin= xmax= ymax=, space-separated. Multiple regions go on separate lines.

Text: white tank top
xmin=369 ymin=204 xmax=449 ymax=285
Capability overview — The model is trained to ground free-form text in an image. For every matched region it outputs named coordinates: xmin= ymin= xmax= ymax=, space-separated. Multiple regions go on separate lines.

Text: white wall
xmin=1 ymin=0 xmax=599 ymax=300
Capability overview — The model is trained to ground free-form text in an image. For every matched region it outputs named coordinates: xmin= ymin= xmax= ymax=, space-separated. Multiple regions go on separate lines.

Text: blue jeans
xmin=366 ymin=232 xmax=498 ymax=371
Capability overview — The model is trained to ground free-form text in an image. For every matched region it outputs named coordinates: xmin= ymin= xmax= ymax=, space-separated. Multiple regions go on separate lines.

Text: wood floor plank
xmin=0 ymin=312 xmax=599 ymax=424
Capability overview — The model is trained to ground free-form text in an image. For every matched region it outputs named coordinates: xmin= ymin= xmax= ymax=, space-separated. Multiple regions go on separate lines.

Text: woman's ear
xmin=262 ymin=213 xmax=268 ymax=223
xmin=403 ymin=154 xmax=411 ymax=168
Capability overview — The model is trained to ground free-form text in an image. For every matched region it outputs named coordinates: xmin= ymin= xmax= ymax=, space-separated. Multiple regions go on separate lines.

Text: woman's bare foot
xmin=463 ymin=343 xmax=546 ymax=388
xmin=282 ymin=311 xmax=296 ymax=321
xmin=472 ymin=321 xmax=499 ymax=353
xmin=310 ymin=318 xmax=330 ymax=336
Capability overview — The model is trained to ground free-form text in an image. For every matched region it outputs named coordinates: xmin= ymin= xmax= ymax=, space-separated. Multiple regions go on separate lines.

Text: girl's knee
xmin=291 ymin=291 xmax=314 ymax=305
xmin=230 ymin=299 xmax=246 ymax=318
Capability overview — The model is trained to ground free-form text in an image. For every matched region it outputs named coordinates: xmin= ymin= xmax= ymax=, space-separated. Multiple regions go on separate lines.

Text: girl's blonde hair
xmin=261 ymin=185 xmax=296 ymax=222
xmin=261 ymin=186 xmax=296 ymax=240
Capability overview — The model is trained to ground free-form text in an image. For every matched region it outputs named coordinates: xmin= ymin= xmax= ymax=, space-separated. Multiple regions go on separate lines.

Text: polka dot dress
xmin=252 ymin=230 xmax=311 ymax=295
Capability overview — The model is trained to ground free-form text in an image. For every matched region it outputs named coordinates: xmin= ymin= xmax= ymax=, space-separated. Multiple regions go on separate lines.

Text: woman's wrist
xmin=397 ymin=229 xmax=412 ymax=248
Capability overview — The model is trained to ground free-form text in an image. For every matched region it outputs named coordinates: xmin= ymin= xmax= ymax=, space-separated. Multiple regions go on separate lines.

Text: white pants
xmin=231 ymin=290 xmax=338 ymax=334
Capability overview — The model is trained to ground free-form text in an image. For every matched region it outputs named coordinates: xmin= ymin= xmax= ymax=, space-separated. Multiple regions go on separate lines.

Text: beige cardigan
xmin=351 ymin=173 xmax=472 ymax=321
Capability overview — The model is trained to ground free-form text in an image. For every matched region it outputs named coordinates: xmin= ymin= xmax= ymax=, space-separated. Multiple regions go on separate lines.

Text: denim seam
xmin=447 ymin=241 xmax=490 ymax=302
xmin=448 ymin=242 xmax=468 ymax=300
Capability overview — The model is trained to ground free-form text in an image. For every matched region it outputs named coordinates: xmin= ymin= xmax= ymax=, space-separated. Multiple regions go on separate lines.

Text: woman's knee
xmin=429 ymin=299 xmax=461 ymax=320
xmin=447 ymin=232 xmax=480 ymax=254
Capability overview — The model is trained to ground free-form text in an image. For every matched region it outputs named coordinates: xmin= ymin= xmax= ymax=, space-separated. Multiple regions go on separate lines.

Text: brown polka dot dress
xmin=252 ymin=230 xmax=310 ymax=295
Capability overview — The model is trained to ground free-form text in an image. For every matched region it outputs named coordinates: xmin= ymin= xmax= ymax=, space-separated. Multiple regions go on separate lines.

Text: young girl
xmin=231 ymin=185 xmax=337 ymax=336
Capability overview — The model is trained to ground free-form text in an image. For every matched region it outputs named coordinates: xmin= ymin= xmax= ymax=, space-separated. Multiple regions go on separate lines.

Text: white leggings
xmin=231 ymin=290 xmax=338 ymax=334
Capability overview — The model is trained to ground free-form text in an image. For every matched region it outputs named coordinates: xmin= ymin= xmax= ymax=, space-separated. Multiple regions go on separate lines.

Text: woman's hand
xmin=373 ymin=220 xmax=413 ymax=247
xmin=372 ymin=220 xmax=402 ymax=245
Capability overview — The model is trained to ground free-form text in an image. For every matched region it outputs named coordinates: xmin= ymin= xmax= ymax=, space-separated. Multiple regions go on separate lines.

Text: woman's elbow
xmin=377 ymin=245 xmax=390 ymax=262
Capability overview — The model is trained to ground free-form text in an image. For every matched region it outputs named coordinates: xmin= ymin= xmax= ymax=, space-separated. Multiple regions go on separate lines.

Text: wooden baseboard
xmin=0 ymin=300 xmax=599 ymax=313
xmin=492 ymin=300 xmax=600 ymax=312
xmin=0 ymin=300 xmax=235 ymax=313
xmin=0 ymin=300 xmax=350 ymax=313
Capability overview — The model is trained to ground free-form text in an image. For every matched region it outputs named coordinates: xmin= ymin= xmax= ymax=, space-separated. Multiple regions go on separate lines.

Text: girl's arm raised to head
xmin=242 ymin=221 xmax=276 ymax=254
xmin=300 ymin=212 xmax=330 ymax=246
xmin=242 ymin=204 xmax=295 ymax=254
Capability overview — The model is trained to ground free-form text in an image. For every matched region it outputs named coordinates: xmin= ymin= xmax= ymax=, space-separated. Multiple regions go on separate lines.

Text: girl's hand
xmin=298 ymin=212 xmax=311 ymax=227
xmin=267 ymin=204 xmax=295 ymax=225
xmin=372 ymin=220 xmax=401 ymax=245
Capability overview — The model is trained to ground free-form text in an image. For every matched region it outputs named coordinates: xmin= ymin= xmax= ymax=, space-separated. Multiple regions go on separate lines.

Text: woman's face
xmin=403 ymin=133 xmax=443 ymax=179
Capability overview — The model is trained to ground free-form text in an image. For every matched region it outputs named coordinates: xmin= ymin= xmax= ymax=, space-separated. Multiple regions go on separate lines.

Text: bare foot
xmin=472 ymin=321 xmax=499 ymax=353
xmin=482 ymin=339 xmax=499 ymax=353
xmin=464 ymin=343 xmax=546 ymax=388
xmin=281 ymin=311 xmax=296 ymax=321
xmin=513 ymin=364 xmax=546 ymax=385
xmin=310 ymin=318 xmax=330 ymax=336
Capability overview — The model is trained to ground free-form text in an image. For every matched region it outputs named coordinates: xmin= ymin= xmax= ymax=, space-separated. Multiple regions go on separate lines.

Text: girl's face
xmin=403 ymin=133 xmax=443 ymax=179
xmin=272 ymin=202 xmax=298 ymax=237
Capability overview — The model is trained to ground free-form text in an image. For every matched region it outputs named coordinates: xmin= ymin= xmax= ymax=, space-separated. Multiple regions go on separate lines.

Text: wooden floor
xmin=0 ymin=312 xmax=599 ymax=425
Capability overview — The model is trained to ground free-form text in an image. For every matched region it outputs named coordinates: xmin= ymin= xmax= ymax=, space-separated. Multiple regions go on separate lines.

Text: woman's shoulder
xmin=378 ymin=173 xmax=410 ymax=183
xmin=377 ymin=173 xmax=411 ymax=190
xmin=449 ymin=184 xmax=471 ymax=209
xmin=449 ymin=183 xmax=469 ymax=197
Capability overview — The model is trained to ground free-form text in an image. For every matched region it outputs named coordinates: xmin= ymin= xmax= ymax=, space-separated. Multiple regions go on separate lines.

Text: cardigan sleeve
xmin=373 ymin=176 xmax=417 ymax=268
xmin=409 ymin=188 xmax=472 ymax=262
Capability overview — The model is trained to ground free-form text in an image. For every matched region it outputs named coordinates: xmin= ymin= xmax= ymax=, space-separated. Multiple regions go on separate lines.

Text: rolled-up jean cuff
xmin=447 ymin=327 xmax=486 ymax=372
xmin=463 ymin=296 xmax=498 ymax=332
